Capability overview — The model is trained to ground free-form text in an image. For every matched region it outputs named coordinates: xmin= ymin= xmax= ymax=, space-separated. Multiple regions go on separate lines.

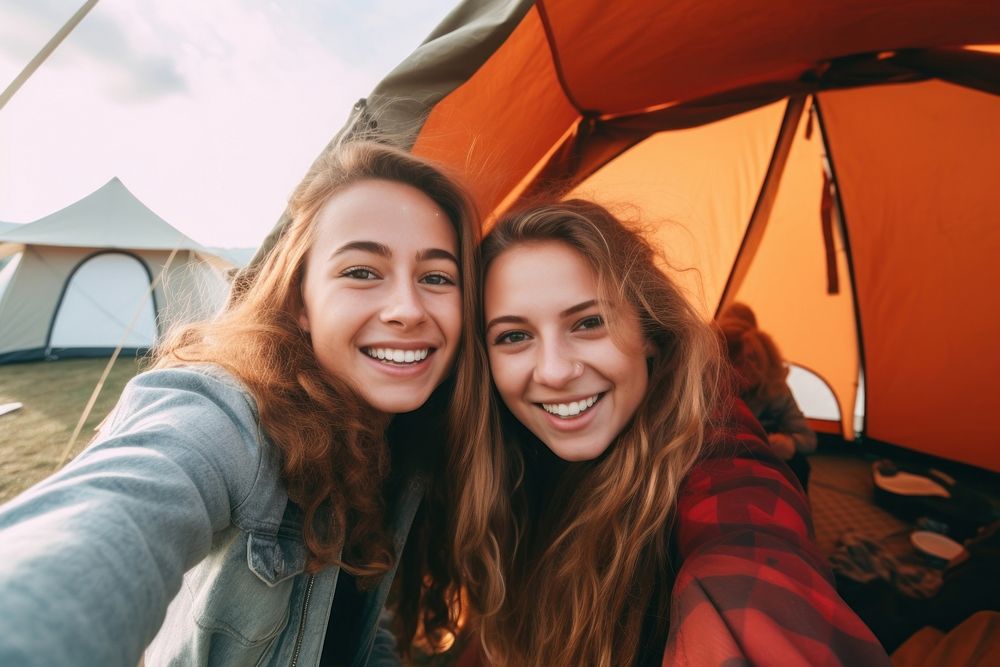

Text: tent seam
xmin=535 ymin=0 xmax=592 ymax=116
xmin=814 ymin=96 xmax=868 ymax=440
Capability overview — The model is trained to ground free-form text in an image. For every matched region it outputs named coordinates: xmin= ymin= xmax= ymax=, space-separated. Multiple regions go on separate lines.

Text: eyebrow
xmin=331 ymin=240 xmax=390 ymax=259
xmin=485 ymin=299 xmax=599 ymax=331
xmin=331 ymin=241 xmax=458 ymax=266
xmin=417 ymin=248 xmax=460 ymax=266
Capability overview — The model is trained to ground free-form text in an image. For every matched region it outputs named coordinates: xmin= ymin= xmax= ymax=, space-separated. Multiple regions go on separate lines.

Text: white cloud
xmin=0 ymin=0 xmax=457 ymax=246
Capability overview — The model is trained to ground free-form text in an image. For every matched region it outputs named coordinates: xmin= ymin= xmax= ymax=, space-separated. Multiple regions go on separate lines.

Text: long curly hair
xmin=154 ymin=140 xmax=480 ymax=647
xmin=452 ymin=199 xmax=725 ymax=666
xmin=717 ymin=302 xmax=788 ymax=407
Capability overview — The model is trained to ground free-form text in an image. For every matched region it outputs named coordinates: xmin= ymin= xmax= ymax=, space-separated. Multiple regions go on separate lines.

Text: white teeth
xmin=542 ymin=394 xmax=600 ymax=418
xmin=364 ymin=348 xmax=430 ymax=364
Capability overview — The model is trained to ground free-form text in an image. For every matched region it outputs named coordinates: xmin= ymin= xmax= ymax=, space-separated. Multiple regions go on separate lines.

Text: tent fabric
xmin=272 ymin=0 xmax=1000 ymax=471
xmin=48 ymin=252 xmax=159 ymax=350
xmin=335 ymin=0 xmax=1000 ymax=216
xmin=0 ymin=178 xmax=206 ymax=253
xmin=731 ymin=101 xmax=861 ymax=441
xmin=0 ymin=180 xmax=232 ymax=364
xmin=816 ymin=81 xmax=1000 ymax=469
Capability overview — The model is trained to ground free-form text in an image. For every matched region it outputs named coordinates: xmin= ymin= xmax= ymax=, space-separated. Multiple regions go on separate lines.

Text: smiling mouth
xmin=539 ymin=393 xmax=605 ymax=419
xmin=363 ymin=347 xmax=432 ymax=365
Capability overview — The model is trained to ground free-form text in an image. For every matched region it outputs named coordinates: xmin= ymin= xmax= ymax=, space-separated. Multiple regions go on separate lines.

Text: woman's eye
xmin=421 ymin=272 xmax=456 ymax=286
xmin=341 ymin=267 xmax=379 ymax=280
xmin=575 ymin=315 xmax=605 ymax=331
xmin=494 ymin=330 xmax=530 ymax=345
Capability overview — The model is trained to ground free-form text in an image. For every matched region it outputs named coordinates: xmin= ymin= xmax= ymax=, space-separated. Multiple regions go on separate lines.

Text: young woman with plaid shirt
xmin=449 ymin=199 xmax=889 ymax=666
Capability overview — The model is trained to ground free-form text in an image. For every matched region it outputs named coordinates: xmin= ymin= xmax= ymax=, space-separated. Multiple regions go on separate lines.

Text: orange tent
xmin=300 ymin=0 xmax=1000 ymax=471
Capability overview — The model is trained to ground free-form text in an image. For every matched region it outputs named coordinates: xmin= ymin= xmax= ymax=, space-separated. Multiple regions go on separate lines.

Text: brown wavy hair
xmin=717 ymin=302 xmax=788 ymax=405
xmin=154 ymin=140 xmax=480 ymax=646
xmin=451 ymin=198 xmax=725 ymax=666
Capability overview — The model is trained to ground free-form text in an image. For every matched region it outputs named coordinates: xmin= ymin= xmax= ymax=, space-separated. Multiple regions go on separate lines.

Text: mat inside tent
xmin=805 ymin=443 xmax=1000 ymax=654
xmin=810 ymin=452 xmax=910 ymax=555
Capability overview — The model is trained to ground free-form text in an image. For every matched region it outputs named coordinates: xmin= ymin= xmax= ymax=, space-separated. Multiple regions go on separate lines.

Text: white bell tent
xmin=0 ymin=178 xmax=234 ymax=364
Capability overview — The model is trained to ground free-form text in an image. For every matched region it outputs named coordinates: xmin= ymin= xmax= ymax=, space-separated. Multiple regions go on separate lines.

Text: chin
xmin=365 ymin=392 xmax=431 ymax=416
xmin=543 ymin=440 xmax=613 ymax=462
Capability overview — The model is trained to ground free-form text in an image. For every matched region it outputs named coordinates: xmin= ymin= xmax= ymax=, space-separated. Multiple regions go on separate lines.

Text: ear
xmin=298 ymin=307 xmax=311 ymax=333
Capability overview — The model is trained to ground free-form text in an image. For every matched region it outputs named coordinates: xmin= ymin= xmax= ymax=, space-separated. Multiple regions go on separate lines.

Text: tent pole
xmin=0 ymin=0 xmax=100 ymax=112
xmin=716 ymin=95 xmax=807 ymax=315
xmin=814 ymin=97 xmax=869 ymax=441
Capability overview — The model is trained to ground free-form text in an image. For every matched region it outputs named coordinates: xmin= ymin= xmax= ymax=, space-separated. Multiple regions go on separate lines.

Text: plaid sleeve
xmin=663 ymin=401 xmax=890 ymax=667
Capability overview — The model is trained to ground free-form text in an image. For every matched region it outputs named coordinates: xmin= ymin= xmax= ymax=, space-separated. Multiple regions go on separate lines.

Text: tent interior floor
xmin=806 ymin=443 xmax=1000 ymax=655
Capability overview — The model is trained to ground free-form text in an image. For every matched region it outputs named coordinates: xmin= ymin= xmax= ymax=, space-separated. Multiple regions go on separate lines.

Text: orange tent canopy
xmin=317 ymin=0 xmax=1000 ymax=470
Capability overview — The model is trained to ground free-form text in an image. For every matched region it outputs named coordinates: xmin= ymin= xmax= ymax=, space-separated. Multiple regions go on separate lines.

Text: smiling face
xmin=484 ymin=240 xmax=650 ymax=461
xmin=299 ymin=178 xmax=462 ymax=415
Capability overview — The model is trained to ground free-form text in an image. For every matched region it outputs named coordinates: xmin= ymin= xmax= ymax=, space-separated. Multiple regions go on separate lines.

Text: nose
xmin=379 ymin=280 xmax=428 ymax=329
xmin=532 ymin=339 xmax=584 ymax=388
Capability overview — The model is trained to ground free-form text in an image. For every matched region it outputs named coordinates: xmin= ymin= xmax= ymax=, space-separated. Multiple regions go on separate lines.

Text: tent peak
xmin=0 ymin=178 xmax=207 ymax=253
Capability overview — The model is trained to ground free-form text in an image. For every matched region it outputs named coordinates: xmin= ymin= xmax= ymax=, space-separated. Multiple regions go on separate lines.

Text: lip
xmin=533 ymin=392 xmax=603 ymax=406
xmin=359 ymin=346 xmax=437 ymax=377
xmin=362 ymin=341 xmax=438 ymax=351
xmin=534 ymin=392 xmax=605 ymax=432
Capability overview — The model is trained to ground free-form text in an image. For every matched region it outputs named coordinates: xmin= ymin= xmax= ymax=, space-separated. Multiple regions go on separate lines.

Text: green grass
xmin=0 ymin=356 xmax=145 ymax=503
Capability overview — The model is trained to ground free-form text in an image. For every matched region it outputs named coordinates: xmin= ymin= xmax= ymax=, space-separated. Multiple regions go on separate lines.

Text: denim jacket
xmin=0 ymin=366 xmax=425 ymax=667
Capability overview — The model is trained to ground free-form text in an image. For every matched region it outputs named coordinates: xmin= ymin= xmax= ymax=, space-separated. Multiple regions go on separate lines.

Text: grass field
xmin=0 ymin=356 xmax=145 ymax=503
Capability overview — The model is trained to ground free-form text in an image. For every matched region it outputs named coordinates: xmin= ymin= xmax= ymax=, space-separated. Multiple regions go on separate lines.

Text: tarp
xmin=0 ymin=179 xmax=233 ymax=363
xmin=299 ymin=0 xmax=1000 ymax=471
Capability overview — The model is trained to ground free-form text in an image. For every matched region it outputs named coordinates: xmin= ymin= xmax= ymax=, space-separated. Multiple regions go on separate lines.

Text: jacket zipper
xmin=289 ymin=574 xmax=316 ymax=667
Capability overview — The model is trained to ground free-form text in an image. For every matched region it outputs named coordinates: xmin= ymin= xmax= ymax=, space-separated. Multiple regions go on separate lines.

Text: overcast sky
xmin=0 ymin=0 xmax=457 ymax=248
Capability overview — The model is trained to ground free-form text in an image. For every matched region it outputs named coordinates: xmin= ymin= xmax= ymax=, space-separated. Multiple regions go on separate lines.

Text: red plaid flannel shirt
xmin=664 ymin=400 xmax=890 ymax=666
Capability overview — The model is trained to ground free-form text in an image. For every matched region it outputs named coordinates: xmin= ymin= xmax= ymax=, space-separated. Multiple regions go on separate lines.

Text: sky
xmin=0 ymin=0 xmax=458 ymax=248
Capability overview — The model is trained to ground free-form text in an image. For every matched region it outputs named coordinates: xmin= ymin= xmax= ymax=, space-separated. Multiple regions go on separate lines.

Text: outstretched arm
xmin=664 ymin=402 xmax=888 ymax=666
xmin=0 ymin=368 xmax=263 ymax=667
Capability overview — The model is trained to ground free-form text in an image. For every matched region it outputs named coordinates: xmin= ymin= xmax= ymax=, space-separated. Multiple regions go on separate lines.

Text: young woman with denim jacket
xmin=0 ymin=141 xmax=480 ymax=667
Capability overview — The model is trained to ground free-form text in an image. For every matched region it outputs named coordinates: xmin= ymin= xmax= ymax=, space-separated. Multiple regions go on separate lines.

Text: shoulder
xmin=120 ymin=364 xmax=252 ymax=404
xmin=700 ymin=399 xmax=773 ymax=465
xmin=96 ymin=364 xmax=282 ymax=520
xmin=676 ymin=399 xmax=813 ymax=552
xmin=104 ymin=364 xmax=260 ymax=438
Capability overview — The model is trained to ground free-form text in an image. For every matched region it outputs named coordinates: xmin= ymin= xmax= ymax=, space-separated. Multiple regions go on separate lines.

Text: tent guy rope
xmin=0 ymin=0 xmax=100 ymax=112
xmin=55 ymin=247 xmax=180 ymax=469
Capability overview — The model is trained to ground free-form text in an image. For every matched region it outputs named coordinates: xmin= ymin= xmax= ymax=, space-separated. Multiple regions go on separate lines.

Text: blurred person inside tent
xmin=717 ymin=302 xmax=817 ymax=489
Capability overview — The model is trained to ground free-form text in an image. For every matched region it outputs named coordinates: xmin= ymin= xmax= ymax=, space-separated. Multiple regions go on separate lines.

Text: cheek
xmin=438 ymin=295 xmax=463 ymax=344
xmin=428 ymin=294 xmax=463 ymax=363
xmin=623 ymin=354 xmax=650 ymax=407
xmin=448 ymin=296 xmax=464 ymax=336
xmin=487 ymin=353 xmax=522 ymax=400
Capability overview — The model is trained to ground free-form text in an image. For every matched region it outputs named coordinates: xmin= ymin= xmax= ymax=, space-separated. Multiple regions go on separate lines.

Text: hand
xmin=767 ymin=433 xmax=796 ymax=460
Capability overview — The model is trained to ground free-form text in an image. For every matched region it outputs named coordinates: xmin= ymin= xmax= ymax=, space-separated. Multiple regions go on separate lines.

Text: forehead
xmin=485 ymin=240 xmax=597 ymax=310
xmin=312 ymin=178 xmax=456 ymax=250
